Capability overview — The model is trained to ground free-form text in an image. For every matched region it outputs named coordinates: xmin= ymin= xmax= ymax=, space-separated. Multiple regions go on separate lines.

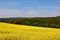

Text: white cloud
xmin=25 ymin=10 xmax=41 ymax=17
xmin=0 ymin=9 xmax=40 ymax=17
xmin=27 ymin=10 xmax=37 ymax=15
xmin=46 ymin=12 xmax=58 ymax=17
xmin=0 ymin=8 xmax=59 ymax=18
xmin=56 ymin=1 xmax=60 ymax=2
xmin=0 ymin=9 xmax=22 ymax=18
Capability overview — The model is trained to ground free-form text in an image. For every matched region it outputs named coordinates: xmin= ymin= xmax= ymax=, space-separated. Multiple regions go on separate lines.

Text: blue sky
xmin=0 ymin=0 xmax=60 ymax=17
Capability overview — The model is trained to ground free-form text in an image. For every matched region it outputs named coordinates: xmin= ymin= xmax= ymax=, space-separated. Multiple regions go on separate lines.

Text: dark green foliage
xmin=0 ymin=16 xmax=60 ymax=28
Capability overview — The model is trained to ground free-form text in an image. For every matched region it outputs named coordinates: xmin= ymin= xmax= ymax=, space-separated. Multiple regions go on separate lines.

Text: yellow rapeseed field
xmin=0 ymin=22 xmax=60 ymax=40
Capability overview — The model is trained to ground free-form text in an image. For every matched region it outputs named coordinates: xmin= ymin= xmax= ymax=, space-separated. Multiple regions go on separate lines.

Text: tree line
xmin=0 ymin=16 xmax=60 ymax=28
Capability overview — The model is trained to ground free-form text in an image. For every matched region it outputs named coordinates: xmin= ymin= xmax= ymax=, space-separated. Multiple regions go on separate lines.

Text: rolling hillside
xmin=0 ymin=22 xmax=60 ymax=40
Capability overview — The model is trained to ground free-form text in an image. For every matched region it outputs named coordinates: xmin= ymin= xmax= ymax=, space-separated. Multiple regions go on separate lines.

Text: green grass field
xmin=0 ymin=22 xmax=60 ymax=40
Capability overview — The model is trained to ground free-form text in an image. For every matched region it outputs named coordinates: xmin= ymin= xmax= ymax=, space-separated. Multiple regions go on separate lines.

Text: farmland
xmin=0 ymin=22 xmax=60 ymax=40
